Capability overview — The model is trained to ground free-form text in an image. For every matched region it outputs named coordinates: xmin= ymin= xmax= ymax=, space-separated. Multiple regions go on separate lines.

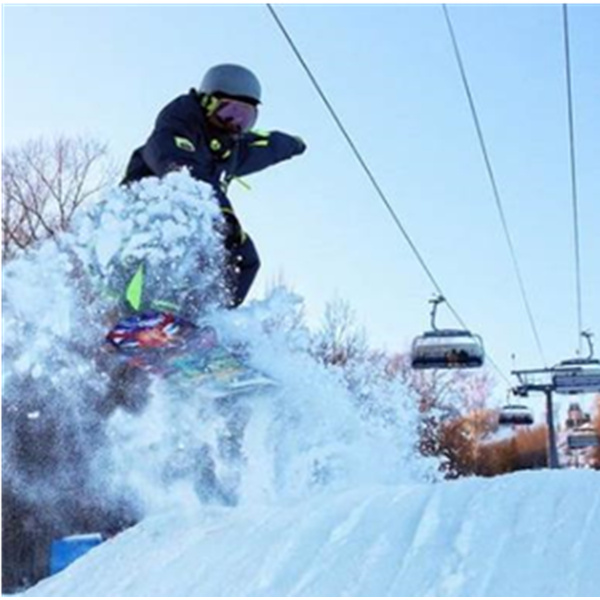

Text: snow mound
xmin=23 ymin=470 xmax=600 ymax=597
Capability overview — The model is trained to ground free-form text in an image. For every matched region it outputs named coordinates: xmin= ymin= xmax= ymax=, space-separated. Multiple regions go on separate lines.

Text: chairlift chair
xmin=567 ymin=424 xmax=600 ymax=451
xmin=498 ymin=403 xmax=534 ymax=426
xmin=411 ymin=296 xmax=484 ymax=370
xmin=553 ymin=359 xmax=600 ymax=395
xmin=411 ymin=329 xmax=485 ymax=369
xmin=553 ymin=331 xmax=600 ymax=395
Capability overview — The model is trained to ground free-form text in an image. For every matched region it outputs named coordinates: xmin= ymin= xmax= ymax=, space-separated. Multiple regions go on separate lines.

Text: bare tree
xmin=312 ymin=297 xmax=367 ymax=367
xmin=386 ymin=353 xmax=497 ymax=475
xmin=2 ymin=136 xmax=116 ymax=261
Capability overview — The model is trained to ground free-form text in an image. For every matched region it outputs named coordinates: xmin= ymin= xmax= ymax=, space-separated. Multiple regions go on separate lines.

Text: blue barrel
xmin=49 ymin=533 xmax=104 ymax=575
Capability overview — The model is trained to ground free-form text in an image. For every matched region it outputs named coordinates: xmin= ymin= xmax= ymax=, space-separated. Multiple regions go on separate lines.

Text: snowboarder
xmin=121 ymin=63 xmax=306 ymax=308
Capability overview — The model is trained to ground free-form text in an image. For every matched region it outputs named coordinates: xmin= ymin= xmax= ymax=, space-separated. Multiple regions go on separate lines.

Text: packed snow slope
xmin=24 ymin=470 xmax=600 ymax=597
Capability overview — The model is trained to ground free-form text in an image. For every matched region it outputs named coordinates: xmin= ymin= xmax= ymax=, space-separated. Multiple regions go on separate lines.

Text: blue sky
xmin=3 ymin=3 xmax=600 ymax=392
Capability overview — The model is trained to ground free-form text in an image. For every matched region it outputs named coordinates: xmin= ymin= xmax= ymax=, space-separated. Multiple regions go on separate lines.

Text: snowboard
xmin=105 ymin=310 xmax=275 ymax=398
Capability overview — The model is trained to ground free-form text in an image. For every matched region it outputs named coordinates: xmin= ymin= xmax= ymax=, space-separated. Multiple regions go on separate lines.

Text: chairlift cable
xmin=265 ymin=4 xmax=511 ymax=385
xmin=562 ymin=4 xmax=584 ymax=355
xmin=265 ymin=5 xmax=445 ymax=306
xmin=442 ymin=4 xmax=547 ymax=368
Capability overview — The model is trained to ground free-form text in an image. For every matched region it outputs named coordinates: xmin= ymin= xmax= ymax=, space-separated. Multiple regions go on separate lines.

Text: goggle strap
xmin=202 ymin=94 xmax=221 ymax=116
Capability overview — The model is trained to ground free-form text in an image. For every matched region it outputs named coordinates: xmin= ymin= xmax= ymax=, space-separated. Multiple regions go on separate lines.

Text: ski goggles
xmin=213 ymin=98 xmax=258 ymax=133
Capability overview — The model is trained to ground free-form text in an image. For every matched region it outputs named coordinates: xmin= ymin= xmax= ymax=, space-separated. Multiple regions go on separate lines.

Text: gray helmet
xmin=199 ymin=64 xmax=262 ymax=104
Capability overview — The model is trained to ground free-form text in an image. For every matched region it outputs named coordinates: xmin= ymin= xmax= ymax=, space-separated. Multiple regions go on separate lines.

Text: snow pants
xmin=226 ymin=233 xmax=260 ymax=307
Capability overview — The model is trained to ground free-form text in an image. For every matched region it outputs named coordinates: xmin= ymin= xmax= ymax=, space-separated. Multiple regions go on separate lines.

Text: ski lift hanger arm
xmin=512 ymin=382 xmax=554 ymax=394
xmin=511 ymin=367 xmax=556 ymax=376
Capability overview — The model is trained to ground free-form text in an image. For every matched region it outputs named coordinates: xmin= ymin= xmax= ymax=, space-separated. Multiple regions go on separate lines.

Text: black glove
xmin=294 ymin=136 xmax=307 ymax=155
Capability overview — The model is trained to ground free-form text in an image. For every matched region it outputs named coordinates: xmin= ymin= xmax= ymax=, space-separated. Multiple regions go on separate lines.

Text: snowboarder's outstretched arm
xmin=233 ymin=131 xmax=306 ymax=178
xmin=127 ymin=95 xmax=306 ymax=186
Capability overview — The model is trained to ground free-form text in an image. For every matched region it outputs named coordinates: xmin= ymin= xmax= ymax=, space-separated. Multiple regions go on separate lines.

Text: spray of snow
xmin=3 ymin=172 xmax=426 ymax=533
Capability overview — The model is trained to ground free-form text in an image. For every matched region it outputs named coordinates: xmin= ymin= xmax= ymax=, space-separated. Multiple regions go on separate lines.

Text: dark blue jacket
xmin=122 ymin=90 xmax=305 ymax=207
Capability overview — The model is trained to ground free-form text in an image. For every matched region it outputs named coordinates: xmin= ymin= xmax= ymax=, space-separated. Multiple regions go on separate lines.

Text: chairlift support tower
xmin=511 ymin=368 xmax=560 ymax=470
